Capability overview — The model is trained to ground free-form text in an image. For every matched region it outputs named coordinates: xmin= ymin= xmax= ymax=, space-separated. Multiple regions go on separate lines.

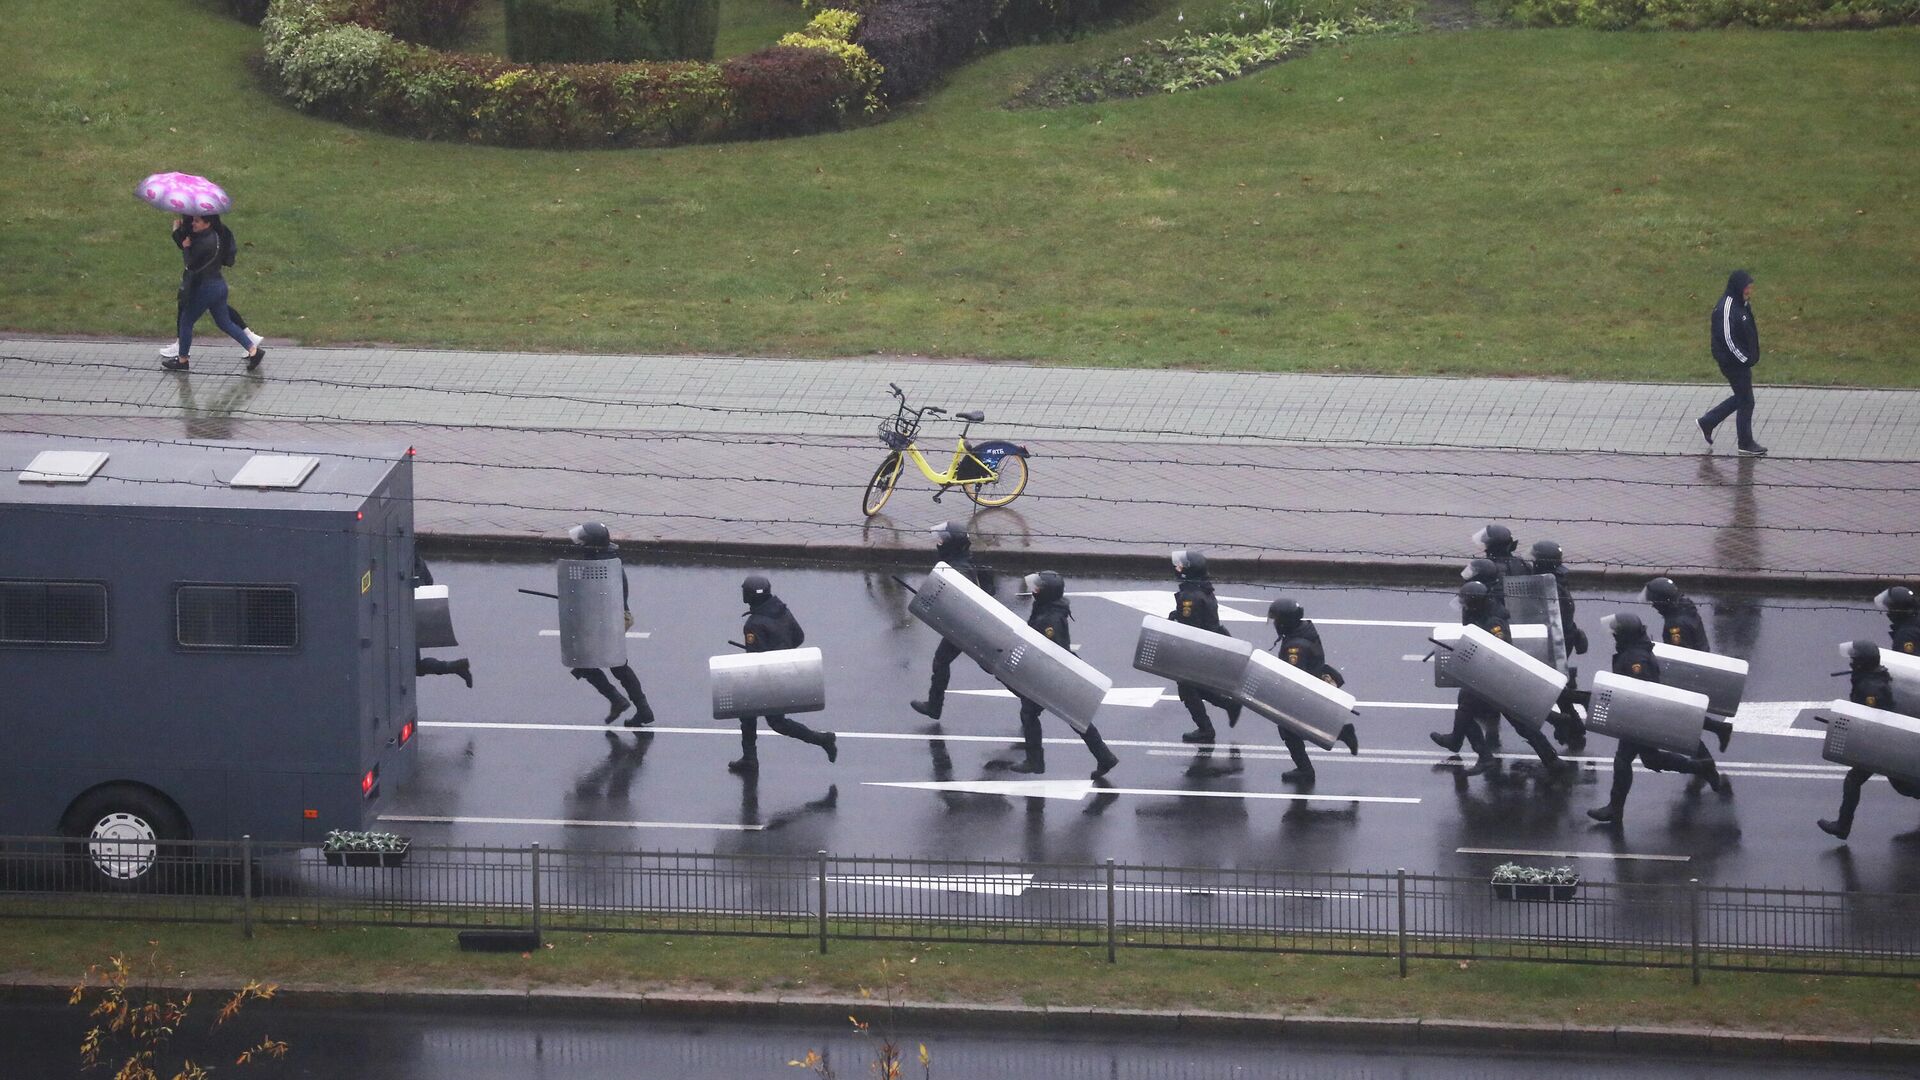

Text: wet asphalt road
xmin=3 ymin=1001 xmax=1910 ymax=1079
xmin=390 ymin=555 xmax=1913 ymax=892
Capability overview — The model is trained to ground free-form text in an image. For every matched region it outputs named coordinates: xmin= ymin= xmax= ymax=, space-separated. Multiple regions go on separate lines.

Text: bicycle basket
xmin=878 ymin=419 xmax=914 ymax=451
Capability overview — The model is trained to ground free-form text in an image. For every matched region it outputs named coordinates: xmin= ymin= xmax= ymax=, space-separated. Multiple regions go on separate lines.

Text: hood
xmin=748 ymin=595 xmax=789 ymax=619
xmin=1724 ymin=269 xmax=1753 ymax=300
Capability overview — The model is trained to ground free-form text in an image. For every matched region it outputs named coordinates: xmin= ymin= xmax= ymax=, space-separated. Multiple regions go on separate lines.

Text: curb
xmin=6 ymin=980 xmax=1916 ymax=1064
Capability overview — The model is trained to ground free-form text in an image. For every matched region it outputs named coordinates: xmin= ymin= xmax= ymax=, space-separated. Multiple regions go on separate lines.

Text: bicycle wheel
xmin=862 ymin=453 xmax=904 ymax=516
xmin=963 ymin=453 xmax=1028 ymax=508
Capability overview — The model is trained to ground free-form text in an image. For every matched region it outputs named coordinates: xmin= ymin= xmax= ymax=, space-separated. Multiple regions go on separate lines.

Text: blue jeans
xmin=178 ymin=278 xmax=251 ymax=357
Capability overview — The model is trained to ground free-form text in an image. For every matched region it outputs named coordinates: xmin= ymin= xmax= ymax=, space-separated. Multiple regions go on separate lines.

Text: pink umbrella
xmin=135 ymin=172 xmax=232 ymax=216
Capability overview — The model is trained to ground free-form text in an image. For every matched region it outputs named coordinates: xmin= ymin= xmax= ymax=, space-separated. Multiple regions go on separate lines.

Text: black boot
xmin=729 ymin=719 xmax=758 ymax=774
xmin=820 ymin=732 xmax=839 ymax=763
xmin=1225 ymin=701 xmax=1242 ymax=728
xmin=1337 ymin=724 xmax=1359 ymax=756
xmin=613 ymin=667 xmax=654 ymax=726
xmin=1463 ymin=754 xmax=1499 ymax=777
xmin=1011 ymin=746 xmax=1046 ymax=774
xmin=453 ymin=658 xmax=473 ymax=688
xmin=1181 ymin=724 xmax=1216 ymax=745
xmin=1429 ymin=732 xmax=1462 ymax=754
xmin=1587 ymin=803 xmax=1621 ymax=824
xmin=1281 ymin=765 xmax=1316 ymax=785
xmin=1082 ymin=726 xmax=1119 ymax=779
xmin=1817 ymin=818 xmax=1851 ymax=839
xmin=911 ymin=699 xmax=942 ymax=720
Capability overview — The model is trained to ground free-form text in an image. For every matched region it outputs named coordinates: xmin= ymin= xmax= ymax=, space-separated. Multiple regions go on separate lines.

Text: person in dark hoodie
xmin=1268 ymin=598 xmax=1359 ymax=785
xmin=1643 ymin=577 xmax=1736 ymax=754
xmin=1696 ymin=269 xmax=1765 ymax=456
xmin=161 ymin=214 xmax=264 ymax=372
xmin=1168 ymin=549 xmax=1242 ymax=744
xmin=1816 ymin=641 xmax=1920 ymax=840
xmin=1006 ymin=571 xmax=1120 ymax=778
xmin=1585 ymin=613 xmax=1727 ymax=825
xmin=161 ymin=216 xmax=262 ymax=362
xmin=728 ymin=575 xmax=837 ymax=775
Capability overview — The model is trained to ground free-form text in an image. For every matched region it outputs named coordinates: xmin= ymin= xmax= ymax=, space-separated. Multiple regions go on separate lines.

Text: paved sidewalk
xmin=3 ymin=339 xmax=1917 ymax=583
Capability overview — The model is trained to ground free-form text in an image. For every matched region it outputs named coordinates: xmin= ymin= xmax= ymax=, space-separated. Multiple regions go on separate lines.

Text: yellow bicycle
xmin=862 ymin=383 xmax=1031 ymax=517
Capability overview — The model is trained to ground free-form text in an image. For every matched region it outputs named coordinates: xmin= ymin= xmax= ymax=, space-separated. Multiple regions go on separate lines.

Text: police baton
xmin=518 ymin=588 xmax=559 ymax=600
xmin=890 ymin=575 xmax=919 ymax=595
xmin=728 ymin=640 xmax=749 ymax=651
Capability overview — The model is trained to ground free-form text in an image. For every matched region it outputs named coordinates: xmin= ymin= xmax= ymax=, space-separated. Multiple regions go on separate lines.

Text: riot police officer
xmin=1476 ymin=524 xmax=1534 ymax=579
xmin=1531 ymin=540 xmax=1588 ymax=750
xmin=1816 ymin=642 xmax=1920 ymax=839
xmin=728 ymin=575 xmax=837 ymax=774
xmin=1461 ymin=558 xmax=1507 ymax=603
xmin=1585 ymin=613 xmax=1726 ymax=824
xmin=1268 ymin=598 xmax=1359 ymax=785
xmin=1878 ymin=586 xmax=1920 ymax=657
xmin=1644 ymin=577 xmax=1735 ymax=753
xmin=1009 ymin=571 xmax=1120 ymax=778
xmin=1430 ymin=582 xmax=1575 ymax=779
xmin=911 ymin=522 xmax=990 ymax=721
xmin=410 ymin=554 xmax=472 ymax=688
xmin=1168 ymin=549 xmax=1241 ymax=743
xmin=565 ymin=522 xmax=655 ymax=727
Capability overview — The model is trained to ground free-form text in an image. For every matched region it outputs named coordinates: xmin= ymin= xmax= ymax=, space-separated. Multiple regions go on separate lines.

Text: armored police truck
xmin=1 ymin=435 xmax=419 ymax=885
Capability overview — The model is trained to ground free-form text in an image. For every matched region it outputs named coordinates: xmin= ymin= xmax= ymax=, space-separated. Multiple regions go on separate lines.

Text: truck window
xmin=0 ymin=580 xmax=108 ymax=646
xmin=175 ymin=585 xmax=299 ymax=651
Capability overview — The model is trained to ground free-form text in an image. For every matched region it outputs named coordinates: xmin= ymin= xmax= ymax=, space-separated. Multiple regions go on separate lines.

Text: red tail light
xmin=361 ymin=767 xmax=378 ymax=797
xmin=399 ymin=720 xmax=415 ymax=746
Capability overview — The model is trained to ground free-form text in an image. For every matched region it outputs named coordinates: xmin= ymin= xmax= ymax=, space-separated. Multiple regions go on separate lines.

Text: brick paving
xmin=3 ymin=338 xmax=1917 ymax=584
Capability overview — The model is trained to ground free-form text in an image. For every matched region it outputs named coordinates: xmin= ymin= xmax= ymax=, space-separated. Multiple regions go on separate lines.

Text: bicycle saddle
xmin=956 ymin=410 xmax=985 ymax=422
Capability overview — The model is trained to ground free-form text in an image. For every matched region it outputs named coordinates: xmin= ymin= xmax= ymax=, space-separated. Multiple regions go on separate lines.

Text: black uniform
xmin=1270 ymin=622 xmax=1359 ymax=782
xmin=911 ymin=543 xmax=989 ymax=721
xmin=1171 ymin=577 xmax=1241 ymax=742
xmin=1654 ymin=594 xmax=1735 ymax=752
xmin=410 ymin=555 xmax=472 ymax=687
xmin=1818 ymin=664 xmax=1920 ymax=839
xmin=730 ymin=594 xmax=836 ymax=772
xmin=569 ymin=543 xmax=655 ymax=726
xmin=1890 ymin=613 xmax=1920 ymax=658
xmin=1533 ymin=554 xmax=1588 ymax=748
xmin=1586 ymin=633 xmax=1723 ymax=824
xmin=1011 ymin=582 xmax=1120 ymax=778
xmin=1431 ymin=602 xmax=1570 ymax=777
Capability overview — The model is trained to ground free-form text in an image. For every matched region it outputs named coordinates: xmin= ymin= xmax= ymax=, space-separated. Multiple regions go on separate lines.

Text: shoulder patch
xmin=1043 ymin=626 xmax=1055 ymax=638
xmin=744 ymin=631 xmax=756 ymax=644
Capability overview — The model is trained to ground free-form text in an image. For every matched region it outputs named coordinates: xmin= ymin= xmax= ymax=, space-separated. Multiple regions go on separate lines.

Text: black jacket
xmin=1890 ymin=615 xmax=1920 ymax=658
xmin=1170 ymin=579 xmax=1229 ymax=635
xmin=1709 ymin=270 xmax=1758 ymax=369
xmin=1490 ymin=554 xmax=1534 ymax=579
xmin=1279 ymin=621 xmax=1343 ymax=686
xmin=1028 ymin=597 xmax=1072 ymax=649
xmin=1541 ymin=564 xmax=1587 ymax=653
xmin=1658 ymin=599 xmax=1709 ymax=651
xmin=1612 ymin=637 xmax=1661 ymax=682
xmin=178 ymin=227 xmax=226 ymax=289
xmin=1851 ymin=667 xmax=1896 ymax=712
xmin=743 ymin=596 xmax=804 ymax=652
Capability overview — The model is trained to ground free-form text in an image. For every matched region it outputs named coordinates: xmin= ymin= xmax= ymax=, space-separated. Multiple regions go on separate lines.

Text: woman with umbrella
xmin=138 ymin=172 xmax=264 ymax=372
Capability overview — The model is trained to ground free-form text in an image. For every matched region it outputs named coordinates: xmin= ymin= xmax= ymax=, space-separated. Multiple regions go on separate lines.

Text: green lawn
xmin=12 ymin=918 xmax=1920 ymax=1037
xmin=1 ymin=0 xmax=1915 ymax=383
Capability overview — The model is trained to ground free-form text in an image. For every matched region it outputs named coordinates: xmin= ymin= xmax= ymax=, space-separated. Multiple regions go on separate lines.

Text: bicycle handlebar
xmin=924 ymin=406 xmax=946 ymax=415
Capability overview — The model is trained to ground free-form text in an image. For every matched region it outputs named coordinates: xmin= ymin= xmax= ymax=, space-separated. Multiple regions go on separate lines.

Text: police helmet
xmin=742 ymin=574 xmax=772 ymax=606
xmin=1172 ymin=549 xmax=1209 ymax=580
xmin=1641 ymin=577 xmax=1680 ymax=604
xmin=1474 ymin=524 xmax=1516 ymax=555
xmin=1461 ymin=558 xmax=1500 ymax=585
xmin=1268 ymin=598 xmax=1304 ymax=631
xmin=1845 ymin=639 xmax=1881 ymax=669
xmin=931 ymin=520 xmax=970 ymax=554
xmin=1530 ymin=539 xmax=1563 ymax=567
xmin=1455 ymin=580 xmax=1492 ymax=612
xmin=1876 ymin=587 xmax=1917 ymax=614
xmin=1602 ymin=612 xmax=1646 ymax=639
xmin=1023 ymin=570 xmax=1065 ymax=603
xmin=568 ymin=521 xmax=613 ymax=549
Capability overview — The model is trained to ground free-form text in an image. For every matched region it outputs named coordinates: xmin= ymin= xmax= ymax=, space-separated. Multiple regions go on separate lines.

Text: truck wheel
xmin=64 ymin=786 xmax=189 ymax=890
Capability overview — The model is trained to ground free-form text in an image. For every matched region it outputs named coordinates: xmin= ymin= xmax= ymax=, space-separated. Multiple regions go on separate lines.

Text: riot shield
xmin=907 ymin=562 xmax=1030 ymax=671
xmin=1818 ymin=700 xmax=1920 ymax=783
xmin=1002 ymin=634 xmax=1112 ymax=734
xmin=1432 ymin=623 xmax=1551 ymax=686
xmin=414 ymin=584 xmax=458 ymax=649
xmin=558 ymin=557 xmax=626 ymax=668
xmin=1238 ymin=649 xmax=1357 ymax=750
xmin=1585 ymin=671 xmax=1708 ymax=755
xmin=1133 ymin=615 xmax=1252 ymax=697
xmin=1652 ymin=643 xmax=1748 ymax=718
xmin=711 ymin=647 xmax=827 ymax=719
xmin=1874 ymin=650 xmax=1920 ymax=719
xmin=1436 ymin=623 xmax=1564 ymax=729
xmin=1501 ymin=574 xmax=1568 ymax=672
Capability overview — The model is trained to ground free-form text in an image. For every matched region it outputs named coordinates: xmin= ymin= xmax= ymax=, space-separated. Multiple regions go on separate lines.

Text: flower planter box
xmin=324 ymin=839 xmax=410 ymax=868
xmin=1490 ymin=879 xmax=1579 ymax=902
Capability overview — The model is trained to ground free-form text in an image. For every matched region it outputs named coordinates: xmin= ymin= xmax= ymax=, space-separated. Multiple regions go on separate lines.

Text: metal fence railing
xmin=4 ymin=836 xmax=1917 ymax=981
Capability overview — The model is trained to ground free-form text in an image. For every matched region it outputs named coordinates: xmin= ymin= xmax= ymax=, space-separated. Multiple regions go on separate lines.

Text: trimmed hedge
xmin=260 ymin=0 xmax=875 ymax=146
xmin=501 ymin=0 xmax=719 ymax=63
xmin=1493 ymin=0 xmax=1920 ymax=26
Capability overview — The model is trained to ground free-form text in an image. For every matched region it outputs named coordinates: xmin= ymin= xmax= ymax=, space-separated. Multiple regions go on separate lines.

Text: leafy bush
xmin=853 ymin=0 xmax=999 ymax=101
xmin=780 ymin=8 xmax=886 ymax=110
xmin=723 ymin=45 xmax=866 ymax=132
xmin=231 ymin=0 xmax=275 ymax=24
xmin=1491 ymin=0 xmax=1919 ymax=27
xmin=346 ymin=0 xmax=482 ymax=44
xmin=1490 ymin=863 xmax=1580 ymax=885
xmin=323 ymin=829 xmax=407 ymax=852
xmin=502 ymin=0 xmax=719 ymax=63
xmin=988 ymin=0 xmax=1142 ymax=43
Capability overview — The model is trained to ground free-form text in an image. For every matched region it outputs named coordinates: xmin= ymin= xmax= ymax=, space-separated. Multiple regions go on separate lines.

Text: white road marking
xmin=828 ymin=873 xmax=1365 ymax=900
xmin=952 ymin=686 xmax=1168 ymax=708
xmin=830 ymin=872 xmax=1033 ymax=896
xmin=863 ymin=778 xmax=1420 ymax=805
xmin=379 ymin=814 xmax=764 ymax=832
xmin=1067 ymin=591 xmax=1445 ymax=628
xmin=1148 ymin=747 xmax=1852 ymax=781
xmin=538 ymin=630 xmax=651 ymax=638
xmin=1456 ymin=847 xmax=1691 ymax=863
xmin=1401 ymin=654 xmax=1430 ymax=662
xmin=1729 ymin=700 xmax=1827 ymax=740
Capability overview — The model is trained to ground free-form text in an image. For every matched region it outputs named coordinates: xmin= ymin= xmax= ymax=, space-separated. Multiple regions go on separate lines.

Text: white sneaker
xmin=159 ymin=341 xmax=180 ymax=358
xmin=244 ymin=329 xmax=265 ymax=350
